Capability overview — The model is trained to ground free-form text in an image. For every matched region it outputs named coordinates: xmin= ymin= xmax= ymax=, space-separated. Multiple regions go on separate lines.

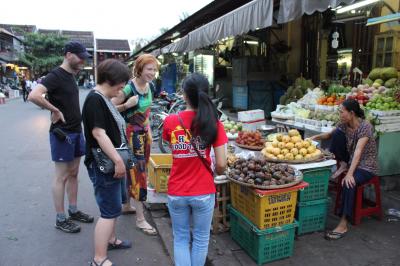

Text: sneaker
xmin=55 ymin=219 xmax=81 ymax=233
xmin=68 ymin=210 xmax=94 ymax=223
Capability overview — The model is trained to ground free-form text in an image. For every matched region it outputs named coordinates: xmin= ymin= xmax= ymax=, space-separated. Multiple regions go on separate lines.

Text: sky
xmin=1 ymin=0 xmax=213 ymax=42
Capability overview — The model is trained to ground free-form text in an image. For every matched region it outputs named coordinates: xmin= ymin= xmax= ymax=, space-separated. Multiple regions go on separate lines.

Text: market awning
xmin=277 ymin=0 xmax=356 ymax=24
xmin=153 ymin=0 xmax=274 ymax=55
xmin=366 ymin=12 xmax=400 ymax=26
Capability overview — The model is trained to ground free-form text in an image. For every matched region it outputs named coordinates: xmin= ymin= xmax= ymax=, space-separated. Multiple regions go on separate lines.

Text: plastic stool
xmin=334 ymin=175 xmax=383 ymax=225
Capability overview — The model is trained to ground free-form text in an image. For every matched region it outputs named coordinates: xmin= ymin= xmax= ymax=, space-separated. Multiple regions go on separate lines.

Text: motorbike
xmin=157 ymin=97 xmax=227 ymax=153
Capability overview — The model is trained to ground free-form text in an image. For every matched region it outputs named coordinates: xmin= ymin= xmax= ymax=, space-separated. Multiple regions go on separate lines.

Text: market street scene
xmin=1 ymin=0 xmax=400 ymax=266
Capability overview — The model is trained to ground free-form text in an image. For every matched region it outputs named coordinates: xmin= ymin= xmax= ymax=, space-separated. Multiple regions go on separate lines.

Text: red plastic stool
xmin=334 ymin=175 xmax=383 ymax=225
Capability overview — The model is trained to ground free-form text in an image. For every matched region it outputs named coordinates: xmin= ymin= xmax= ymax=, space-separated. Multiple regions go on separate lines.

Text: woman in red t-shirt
xmin=162 ymin=73 xmax=227 ymax=266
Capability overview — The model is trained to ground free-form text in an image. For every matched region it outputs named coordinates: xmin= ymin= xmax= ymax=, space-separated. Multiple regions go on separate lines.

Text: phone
xmin=52 ymin=128 xmax=68 ymax=141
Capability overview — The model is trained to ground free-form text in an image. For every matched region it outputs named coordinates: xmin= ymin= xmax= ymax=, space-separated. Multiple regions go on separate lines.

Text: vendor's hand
xmin=114 ymin=159 xmax=126 ymax=179
xmin=342 ymin=173 xmax=356 ymax=189
xmin=51 ymin=110 xmax=66 ymax=124
xmin=308 ymin=136 xmax=317 ymax=141
xmin=125 ymin=95 xmax=139 ymax=109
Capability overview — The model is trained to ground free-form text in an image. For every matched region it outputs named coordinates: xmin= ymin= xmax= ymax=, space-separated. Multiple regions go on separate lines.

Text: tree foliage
xmin=20 ymin=32 xmax=68 ymax=75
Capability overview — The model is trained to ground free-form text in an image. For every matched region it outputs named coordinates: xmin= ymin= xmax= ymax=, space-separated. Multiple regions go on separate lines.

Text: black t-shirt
xmin=82 ymin=90 xmax=122 ymax=166
xmin=41 ymin=67 xmax=82 ymax=132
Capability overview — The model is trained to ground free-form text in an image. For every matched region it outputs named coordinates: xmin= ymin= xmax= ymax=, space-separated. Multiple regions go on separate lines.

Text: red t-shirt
xmin=162 ymin=110 xmax=228 ymax=196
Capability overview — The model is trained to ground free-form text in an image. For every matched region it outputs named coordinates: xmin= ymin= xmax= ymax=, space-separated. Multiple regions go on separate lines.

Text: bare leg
xmin=134 ymin=200 xmax=157 ymax=235
xmin=93 ymin=218 xmax=115 ymax=266
xmin=53 ymin=162 xmax=71 ymax=213
xmin=66 ymin=157 xmax=81 ymax=206
xmin=122 ymin=195 xmax=136 ymax=213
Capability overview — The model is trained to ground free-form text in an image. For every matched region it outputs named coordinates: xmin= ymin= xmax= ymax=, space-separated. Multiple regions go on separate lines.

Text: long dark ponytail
xmin=342 ymin=99 xmax=365 ymax=119
xmin=182 ymin=73 xmax=218 ymax=146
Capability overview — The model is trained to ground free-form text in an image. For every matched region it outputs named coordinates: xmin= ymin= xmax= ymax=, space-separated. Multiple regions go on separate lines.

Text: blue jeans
xmin=168 ymin=194 xmax=215 ymax=266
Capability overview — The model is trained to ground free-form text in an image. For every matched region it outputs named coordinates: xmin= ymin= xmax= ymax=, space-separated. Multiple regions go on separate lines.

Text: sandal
xmin=90 ymin=257 xmax=115 ymax=266
xmin=136 ymin=226 xmax=158 ymax=236
xmin=107 ymin=237 xmax=132 ymax=250
xmin=325 ymin=230 xmax=347 ymax=240
xmin=121 ymin=206 xmax=136 ymax=215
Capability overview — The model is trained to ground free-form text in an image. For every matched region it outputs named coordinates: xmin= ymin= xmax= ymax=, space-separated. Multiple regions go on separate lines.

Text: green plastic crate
xmin=298 ymin=167 xmax=332 ymax=201
xmin=296 ymin=198 xmax=330 ymax=235
xmin=229 ymin=206 xmax=298 ymax=265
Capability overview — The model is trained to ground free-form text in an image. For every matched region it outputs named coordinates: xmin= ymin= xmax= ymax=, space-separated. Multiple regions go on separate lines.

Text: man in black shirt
xmin=20 ymin=77 xmax=27 ymax=102
xmin=28 ymin=41 xmax=94 ymax=233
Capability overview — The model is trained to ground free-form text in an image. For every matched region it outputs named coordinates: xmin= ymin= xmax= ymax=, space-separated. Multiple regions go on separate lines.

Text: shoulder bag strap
xmin=178 ymin=115 xmax=213 ymax=175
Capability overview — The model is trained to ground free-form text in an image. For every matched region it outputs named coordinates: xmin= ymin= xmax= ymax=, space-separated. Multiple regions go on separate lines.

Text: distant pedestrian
xmin=82 ymin=59 xmax=132 ymax=266
xmin=20 ymin=77 xmax=28 ymax=102
xmin=28 ymin=41 xmax=94 ymax=233
xmin=162 ymin=73 xmax=228 ymax=266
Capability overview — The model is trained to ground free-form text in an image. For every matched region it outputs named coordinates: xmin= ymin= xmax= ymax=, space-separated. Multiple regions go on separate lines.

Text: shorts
xmin=87 ymin=162 xmax=124 ymax=219
xmin=49 ymin=131 xmax=85 ymax=162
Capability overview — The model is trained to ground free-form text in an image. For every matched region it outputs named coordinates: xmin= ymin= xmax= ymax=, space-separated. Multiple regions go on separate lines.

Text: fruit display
xmin=308 ymin=110 xmax=340 ymax=124
xmin=366 ymin=67 xmax=399 ymax=88
xmin=227 ymin=157 xmax=299 ymax=187
xmin=261 ymin=129 xmax=322 ymax=162
xmin=297 ymin=87 xmax=324 ymax=106
xmin=366 ymin=95 xmax=400 ymax=111
xmin=235 ymin=131 xmax=265 ymax=148
xmin=317 ymin=94 xmax=345 ymax=106
xmin=223 ymin=120 xmax=242 ymax=134
xmin=279 ymin=76 xmax=314 ymax=105
xmin=327 ymin=84 xmax=352 ymax=95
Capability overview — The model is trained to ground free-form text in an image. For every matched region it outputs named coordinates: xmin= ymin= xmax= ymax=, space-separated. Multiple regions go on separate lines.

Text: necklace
xmin=133 ymin=78 xmax=148 ymax=95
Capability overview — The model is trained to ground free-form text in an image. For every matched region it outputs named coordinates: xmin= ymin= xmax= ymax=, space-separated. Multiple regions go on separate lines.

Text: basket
xmin=229 ymin=181 xmax=308 ymax=229
xmin=148 ymin=154 xmax=172 ymax=193
xmin=298 ymin=167 xmax=332 ymax=202
xmin=296 ymin=198 xmax=330 ymax=235
xmin=229 ymin=206 xmax=298 ymax=265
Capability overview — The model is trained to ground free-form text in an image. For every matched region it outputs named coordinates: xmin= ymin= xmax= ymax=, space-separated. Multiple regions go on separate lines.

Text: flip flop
xmin=91 ymin=257 xmax=115 ymax=266
xmin=107 ymin=238 xmax=132 ymax=250
xmin=121 ymin=208 xmax=136 ymax=215
xmin=325 ymin=230 xmax=347 ymax=240
xmin=136 ymin=226 xmax=158 ymax=236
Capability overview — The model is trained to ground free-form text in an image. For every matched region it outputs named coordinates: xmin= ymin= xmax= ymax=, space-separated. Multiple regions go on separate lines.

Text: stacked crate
xmin=295 ymin=167 xmax=332 ymax=235
xmin=229 ymin=182 xmax=307 ymax=265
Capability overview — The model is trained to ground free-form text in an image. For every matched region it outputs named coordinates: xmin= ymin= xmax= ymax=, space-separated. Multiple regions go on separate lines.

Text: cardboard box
xmin=238 ymin=109 xmax=265 ymax=122
xmin=242 ymin=119 xmax=266 ymax=132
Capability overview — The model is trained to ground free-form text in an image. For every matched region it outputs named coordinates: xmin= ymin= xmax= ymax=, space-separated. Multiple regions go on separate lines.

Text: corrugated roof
xmin=38 ymin=29 xmax=60 ymax=35
xmin=61 ymin=30 xmax=94 ymax=49
xmin=0 ymin=24 xmax=36 ymax=37
xmin=96 ymin=39 xmax=130 ymax=52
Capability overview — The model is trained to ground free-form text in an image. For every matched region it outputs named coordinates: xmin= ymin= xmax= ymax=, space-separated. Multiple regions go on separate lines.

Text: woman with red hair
xmin=112 ymin=54 xmax=158 ymax=235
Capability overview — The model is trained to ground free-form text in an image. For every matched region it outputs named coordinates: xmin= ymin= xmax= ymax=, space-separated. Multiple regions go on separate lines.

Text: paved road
xmin=0 ymin=91 xmax=171 ymax=266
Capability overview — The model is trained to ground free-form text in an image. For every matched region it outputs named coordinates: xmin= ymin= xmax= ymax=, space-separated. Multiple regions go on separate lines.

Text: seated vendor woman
xmin=310 ymin=99 xmax=378 ymax=240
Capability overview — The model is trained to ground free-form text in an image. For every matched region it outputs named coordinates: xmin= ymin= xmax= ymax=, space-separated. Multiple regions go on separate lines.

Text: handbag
xmin=91 ymin=143 xmax=135 ymax=174
xmin=91 ymin=91 xmax=136 ymax=174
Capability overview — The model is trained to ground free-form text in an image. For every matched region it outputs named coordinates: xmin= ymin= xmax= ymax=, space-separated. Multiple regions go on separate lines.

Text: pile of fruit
xmin=317 ymin=94 xmax=345 ymax=106
xmin=223 ymin=120 xmax=242 ymax=134
xmin=364 ymin=67 xmax=398 ymax=88
xmin=228 ymin=157 xmax=298 ymax=186
xmin=279 ymin=76 xmax=314 ymax=105
xmin=236 ymin=131 xmax=265 ymax=147
xmin=309 ymin=110 xmax=340 ymax=123
xmin=366 ymin=95 xmax=400 ymax=111
xmin=261 ymin=129 xmax=321 ymax=162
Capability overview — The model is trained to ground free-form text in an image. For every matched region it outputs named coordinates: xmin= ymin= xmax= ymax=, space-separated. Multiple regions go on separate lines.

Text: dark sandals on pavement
xmin=325 ymin=230 xmax=347 ymax=240
xmin=90 ymin=257 xmax=115 ymax=266
xmin=107 ymin=237 xmax=132 ymax=250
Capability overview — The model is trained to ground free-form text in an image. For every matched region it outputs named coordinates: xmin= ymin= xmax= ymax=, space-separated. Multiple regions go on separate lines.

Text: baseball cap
xmin=64 ymin=41 xmax=91 ymax=59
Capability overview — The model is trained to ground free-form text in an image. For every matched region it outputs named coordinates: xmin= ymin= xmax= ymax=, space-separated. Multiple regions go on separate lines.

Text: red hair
xmin=133 ymin=54 xmax=158 ymax=77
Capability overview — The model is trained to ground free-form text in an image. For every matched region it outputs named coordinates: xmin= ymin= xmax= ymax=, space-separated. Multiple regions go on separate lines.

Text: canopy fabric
xmin=277 ymin=0 xmax=356 ymax=24
xmin=187 ymin=0 xmax=273 ymax=51
xmin=367 ymin=12 xmax=400 ymax=26
xmin=152 ymin=0 xmax=273 ymax=55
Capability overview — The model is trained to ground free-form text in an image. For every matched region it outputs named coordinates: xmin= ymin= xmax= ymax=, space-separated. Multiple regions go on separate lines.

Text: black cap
xmin=64 ymin=41 xmax=91 ymax=59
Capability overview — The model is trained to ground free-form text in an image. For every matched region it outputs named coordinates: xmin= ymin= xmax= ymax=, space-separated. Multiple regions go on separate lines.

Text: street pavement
xmin=0 ymin=90 xmax=172 ymax=266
